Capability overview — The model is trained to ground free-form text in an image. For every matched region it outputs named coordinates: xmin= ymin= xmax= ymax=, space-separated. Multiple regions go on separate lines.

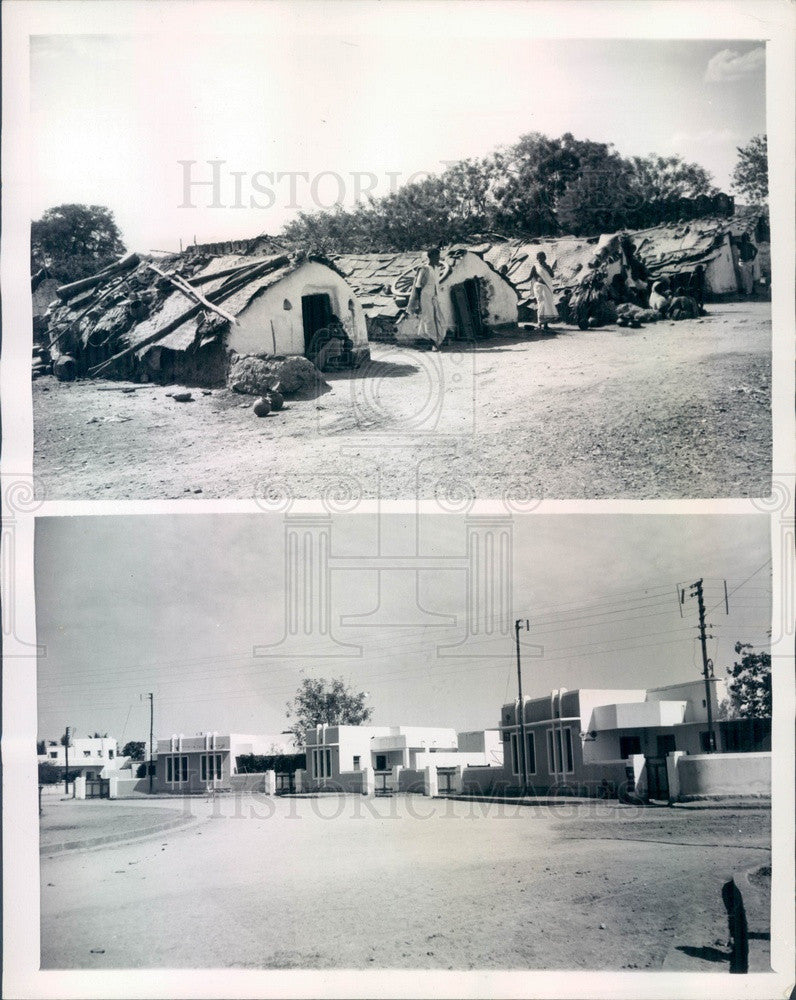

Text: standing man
xmin=408 ymin=247 xmax=445 ymax=351
xmin=735 ymin=233 xmax=758 ymax=298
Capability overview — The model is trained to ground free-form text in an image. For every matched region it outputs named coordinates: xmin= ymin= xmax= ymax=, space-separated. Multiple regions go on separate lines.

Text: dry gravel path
xmin=40 ymin=795 xmax=771 ymax=972
xmin=32 ymin=302 xmax=771 ymax=502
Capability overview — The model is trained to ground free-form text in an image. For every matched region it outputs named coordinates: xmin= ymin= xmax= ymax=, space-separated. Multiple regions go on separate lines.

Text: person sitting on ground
xmin=407 ymin=247 xmax=445 ymax=351
xmin=648 ymin=281 xmax=671 ymax=315
xmin=666 ymin=293 xmax=701 ymax=321
xmin=529 ymin=251 xmax=558 ymax=332
xmin=306 ymin=315 xmax=349 ymax=372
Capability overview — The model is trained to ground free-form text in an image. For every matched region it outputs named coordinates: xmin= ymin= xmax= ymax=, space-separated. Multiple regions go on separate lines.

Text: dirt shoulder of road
xmin=40 ymin=799 xmax=195 ymax=853
xmin=32 ymin=302 xmax=771 ymax=501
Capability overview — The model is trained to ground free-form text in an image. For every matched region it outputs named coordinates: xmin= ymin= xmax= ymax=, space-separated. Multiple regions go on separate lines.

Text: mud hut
xmin=331 ymin=249 xmax=518 ymax=343
xmin=43 ymin=251 xmax=370 ymax=386
xmin=469 ymin=233 xmax=633 ymax=323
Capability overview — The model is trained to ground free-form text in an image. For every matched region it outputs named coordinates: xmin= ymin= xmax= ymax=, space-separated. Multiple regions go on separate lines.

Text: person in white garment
xmin=408 ymin=247 xmax=445 ymax=350
xmin=529 ymin=251 xmax=558 ymax=331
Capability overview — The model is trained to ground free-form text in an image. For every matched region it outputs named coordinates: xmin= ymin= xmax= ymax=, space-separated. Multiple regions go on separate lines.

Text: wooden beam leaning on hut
xmin=145 ymin=263 xmax=238 ymax=326
xmin=87 ymin=255 xmax=290 ymax=377
xmin=55 ymin=252 xmax=140 ymax=302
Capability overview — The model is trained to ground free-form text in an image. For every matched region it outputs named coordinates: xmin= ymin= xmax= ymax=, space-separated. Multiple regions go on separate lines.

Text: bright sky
xmin=29 ymin=26 xmax=766 ymax=252
xmin=35 ymin=513 xmax=771 ymax=745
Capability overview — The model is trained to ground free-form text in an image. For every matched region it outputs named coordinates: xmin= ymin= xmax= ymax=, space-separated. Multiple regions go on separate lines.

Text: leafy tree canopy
xmin=280 ymin=131 xmax=716 ymax=252
xmin=724 ymin=642 xmax=771 ymax=719
xmin=31 ymin=203 xmax=126 ymax=283
xmin=285 ymin=676 xmax=372 ymax=747
xmin=731 ymin=135 xmax=768 ymax=205
xmin=122 ymin=741 xmax=146 ymax=761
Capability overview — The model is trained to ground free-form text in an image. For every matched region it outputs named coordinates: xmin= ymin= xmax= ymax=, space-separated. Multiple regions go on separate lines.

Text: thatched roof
xmin=461 ymin=234 xmax=626 ymax=307
xmin=45 ymin=250 xmax=348 ymax=364
xmin=331 ymin=249 xmax=471 ymax=320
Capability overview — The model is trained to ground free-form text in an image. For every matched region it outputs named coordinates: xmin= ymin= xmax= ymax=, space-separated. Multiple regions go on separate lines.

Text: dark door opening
xmin=656 ymin=734 xmax=677 ymax=756
xmin=450 ymin=278 xmax=486 ymax=340
xmin=375 ymin=754 xmax=387 ymax=771
xmin=645 ymin=757 xmax=669 ymax=800
xmin=301 ymin=293 xmax=333 ymax=353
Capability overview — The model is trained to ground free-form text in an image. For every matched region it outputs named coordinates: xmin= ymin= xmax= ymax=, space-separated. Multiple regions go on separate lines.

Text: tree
xmin=30 ymin=203 xmax=126 ymax=283
xmin=122 ymin=741 xmax=145 ymax=761
xmin=38 ymin=762 xmax=78 ymax=785
xmin=724 ymin=642 xmax=771 ymax=718
xmin=731 ymin=135 xmax=768 ymax=205
xmin=627 ymin=154 xmax=716 ymax=205
xmin=285 ymin=676 xmax=372 ymax=747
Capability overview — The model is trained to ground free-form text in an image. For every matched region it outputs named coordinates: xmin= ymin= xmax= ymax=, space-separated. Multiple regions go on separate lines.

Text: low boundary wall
xmin=676 ymin=751 xmax=771 ymax=800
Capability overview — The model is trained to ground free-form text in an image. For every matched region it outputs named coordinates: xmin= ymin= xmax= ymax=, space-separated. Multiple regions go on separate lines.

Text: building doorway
xmin=449 ymin=279 xmax=486 ymax=340
xmin=645 ymin=757 xmax=669 ymax=800
xmin=301 ymin=293 xmax=333 ymax=353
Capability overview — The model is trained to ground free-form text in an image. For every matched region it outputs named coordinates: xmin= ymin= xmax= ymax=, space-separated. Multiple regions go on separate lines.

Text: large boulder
xmin=227 ymin=355 xmax=328 ymax=397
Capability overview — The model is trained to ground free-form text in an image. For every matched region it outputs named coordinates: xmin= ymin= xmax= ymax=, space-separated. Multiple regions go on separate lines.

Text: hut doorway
xmin=301 ymin=293 xmax=333 ymax=352
xmin=450 ymin=279 xmax=486 ymax=339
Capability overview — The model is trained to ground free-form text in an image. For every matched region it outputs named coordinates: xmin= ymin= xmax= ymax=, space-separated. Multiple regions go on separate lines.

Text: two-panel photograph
xmin=2 ymin=2 xmax=794 ymax=999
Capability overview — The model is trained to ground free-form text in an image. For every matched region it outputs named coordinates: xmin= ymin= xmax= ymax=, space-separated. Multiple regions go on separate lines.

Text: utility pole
xmin=515 ymin=619 xmax=530 ymax=794
xmin=63 ymin=726 xmax=70 ymax=795
xmin=148 ymin=693 xmax=154 ymax=793
xmin=689 ymin=579 xmax=716 ymax=752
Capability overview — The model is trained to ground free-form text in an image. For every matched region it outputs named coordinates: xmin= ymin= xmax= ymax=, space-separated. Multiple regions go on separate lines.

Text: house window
xmin=201 ymin=754 xmax=222 ymax=781
xmin=167 ymin=755 xmax=188 ymax=782
xmin=561 ymin=729 xmax=573 ymax=773
xmin=313 ymin=748 xmax=333 ymax=779
xmin=50 ymin=752 xmax=58 ymax=759
xmin=699 ymin=731 xmax=714 ymax=752
xmin=657 ymin=734 xmax=677 ymax=756
xmin=83 ymin=750 xmax=91 ymax=757
xmin=353 ymin=756 xmax=361 ymax=770
xmin=620 ymin=735 xmax=642 ymax=759
xmin=526 ymin=732 xmax=537 ymax=775
xmin=109 ymin=750 xmax=114 ymax=759
xmin=547 ymin=730 xmax=557 ymax=772
xmin=97 ymin=750 xmax=103 ymax=757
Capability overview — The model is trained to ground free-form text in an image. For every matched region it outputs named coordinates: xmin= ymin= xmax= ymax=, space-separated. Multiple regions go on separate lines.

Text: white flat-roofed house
xmin=154 ymin=733 xmax=291 ymax=793
xmin=304 ymin=724 xmax=503 ymax=789
xmin=40 ymin=736 xmax=120 ymax=780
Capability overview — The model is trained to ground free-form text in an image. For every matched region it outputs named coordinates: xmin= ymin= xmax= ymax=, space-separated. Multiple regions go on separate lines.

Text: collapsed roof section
xmin=44 ymin=249 xmax=359 ymax=379
xmin=460 ymin=234 xmax=630 ymax=309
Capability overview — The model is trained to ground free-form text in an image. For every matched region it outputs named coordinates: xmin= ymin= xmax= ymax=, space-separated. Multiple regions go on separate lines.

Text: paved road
xmin=33 ymin=302 xmax=771 ymax=501
xmin=40 ymin=795 xmax=770 ymax=971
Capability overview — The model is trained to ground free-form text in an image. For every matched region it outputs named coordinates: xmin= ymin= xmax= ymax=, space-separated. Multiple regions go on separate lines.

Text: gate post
xmin=629 ymin=754 xmax=648 ymax=800
xmin=423 ymin=766 xmax=438 ymax=797
xmin=74 ymin=775 xmax=86 ymax=800
xmin=264 ymin=770 xmax=276 ymax=796
xmin=666 ymin=751 xmax=685 ymax=803
xmin=361 ymin=767 xmax=375 ymax=796
xmin=108 ymin=776 xmax=119 ymax=799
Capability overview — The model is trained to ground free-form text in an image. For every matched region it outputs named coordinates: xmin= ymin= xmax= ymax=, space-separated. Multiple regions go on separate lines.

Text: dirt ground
xmin=32 ymin=302 xmax=771 ymax=501
xmin=40 ymin=795 xmax=771 ymax=972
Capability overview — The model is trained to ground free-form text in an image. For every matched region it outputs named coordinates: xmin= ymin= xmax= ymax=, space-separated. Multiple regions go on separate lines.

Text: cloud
xmin=705 ymin=46 xmax=765 ymax=83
